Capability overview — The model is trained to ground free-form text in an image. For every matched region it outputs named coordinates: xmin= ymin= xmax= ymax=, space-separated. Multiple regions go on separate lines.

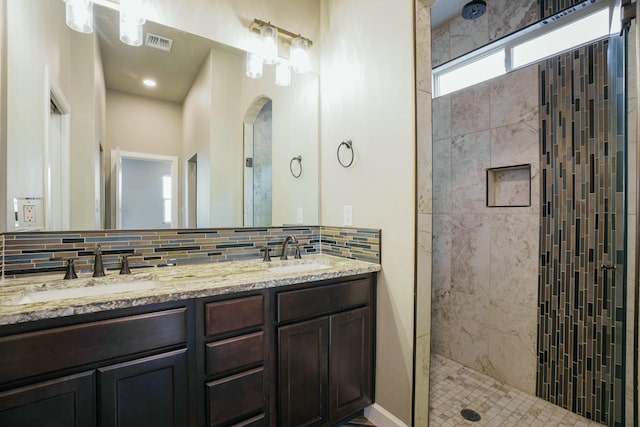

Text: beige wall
xmin=182 ymin=52 xmax=213 ymax=228
xmin=5 ymin=0 xmax=103 ymax=231
xmin=143 ymin=0 xmax=321 ymax=72
xmin=6 ymin=0 xmax=70 ymax=230
xmin=320 ymin=0 xmax=415 ymax=423
xmin=105 ymin=90 xmax=183 ymax=227
xmin=0 ymin=0 xmax=6 ymax=231
xmin=240 ymin=63 xmax=320 ymax=226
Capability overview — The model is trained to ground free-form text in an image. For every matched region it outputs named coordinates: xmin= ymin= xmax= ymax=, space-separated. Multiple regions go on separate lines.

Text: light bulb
xmin=260 ymin=25 xmax=279 ymax=65
xmin=275 ymin=62 xmax=291 ymax=86
xmin=246 ymin=52 xmax=264 ymax=79
xmin=119 ymin=0 xmax=145 ymax=46
xmin=66 ymin=0 xmax=93 ymax=33
xmin=291 ymin=37 xmax=310 ymax=73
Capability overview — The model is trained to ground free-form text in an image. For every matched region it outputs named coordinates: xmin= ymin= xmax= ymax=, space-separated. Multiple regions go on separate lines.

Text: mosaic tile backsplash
xmin=537 ymin=37 xmax=626 ymax=426
xmin=0 ymin=226 xmax=380 ymax=279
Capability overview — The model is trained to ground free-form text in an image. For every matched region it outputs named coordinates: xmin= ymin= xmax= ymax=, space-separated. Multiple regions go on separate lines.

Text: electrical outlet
xmin=343 ymin=205 xmax=353 ymax=226
xmin=296 ymin=207 xmax=303 ymax=224
xmin=23 ymin=205 xmax=36 ymax=223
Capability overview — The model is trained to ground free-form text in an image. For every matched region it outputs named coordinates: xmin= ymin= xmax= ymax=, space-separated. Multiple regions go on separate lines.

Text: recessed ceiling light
xmin=143 ymin=79 xmax=157 ymax=88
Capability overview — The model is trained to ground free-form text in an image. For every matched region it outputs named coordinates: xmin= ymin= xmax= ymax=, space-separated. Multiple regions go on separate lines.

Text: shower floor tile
xmin=428 ymin=354 xmax=603 ymax=426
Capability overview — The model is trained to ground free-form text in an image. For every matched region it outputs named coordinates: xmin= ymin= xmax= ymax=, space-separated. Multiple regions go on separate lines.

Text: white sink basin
xmin=267 ymin=262 xmax=332 ymax=274
xmin=16 ymin=280 xmax=161 ymax=305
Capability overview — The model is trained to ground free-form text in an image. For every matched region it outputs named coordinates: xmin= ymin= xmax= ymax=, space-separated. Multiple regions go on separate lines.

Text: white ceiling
xmin=431 ymin=0 xmax=472 ymax=29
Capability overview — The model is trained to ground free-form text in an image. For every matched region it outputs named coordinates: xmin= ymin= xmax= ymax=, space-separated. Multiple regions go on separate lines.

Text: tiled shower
xmin=429 ymin=0 xmax=637 ymax=425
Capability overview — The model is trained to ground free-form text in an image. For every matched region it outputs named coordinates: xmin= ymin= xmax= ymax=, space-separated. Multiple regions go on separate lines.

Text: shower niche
xmin=486 ymin=164 xmax=531 ymax=207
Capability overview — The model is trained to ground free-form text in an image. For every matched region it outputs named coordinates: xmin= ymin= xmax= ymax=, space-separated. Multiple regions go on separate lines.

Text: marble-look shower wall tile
xmin=451 ymin=83 xmax=491 ymax=137
xmin=449 ymin=14 xmax=489 ymax=61
xmin=626 ymin=213 xmax=636 ymax=424
xmin=490 ymin=120 xmax=540 ymax=214
xmin=414 ymin=333 xmax=431 ymax=426
xmin=490 ymin=66 xmax=538 ymax=128
xmin=489 ymin=213 xmax=538 ymax=307
xmin=417 ymin=213 xmax=432 ymax=338
xmin=417 ymin=90 xmax=433 ymax=214
xmin=431 ymin=289 xmax=453 ymax=358
xmin=446 ymin=289 xmax=491 ymax=372
xmin=490 ymin=120 xmax=538 ymax=168
xmin=488 ymin=0 xmax=537 ymax=42
xmin=450 ymin=214 xmax=490 ymax=298
xmin=451 ymin=131 xmax=490 ymax=213
xmin=433 ymin=138 xmax=452 ymax=214
xmin=433 ymin=95 xmax=451 ymax=141
xmin=487 ymin=300 xmax=537 ymax=394
xmin=431 ymin=23 xmax=450 ymax=68
xmin=432 ymin=214 xmax=452 ymax=292
xmin=415 ymin=0 xmax=431 ymax=92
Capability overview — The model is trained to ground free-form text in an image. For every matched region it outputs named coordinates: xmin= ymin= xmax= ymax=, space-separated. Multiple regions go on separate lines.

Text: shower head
xmin=461 ymin=0 xmax=487 ymax=20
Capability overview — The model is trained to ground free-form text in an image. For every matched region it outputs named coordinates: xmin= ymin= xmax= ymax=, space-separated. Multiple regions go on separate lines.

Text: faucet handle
xmin=119 ymin=255 xmax=132 ymax=275
xmin=63 ymin=259 xmax=78 ymax=280
xmin=293 ymin=243 xmax=302 ymax=259
xmin=262 ymin=246 xmax=272 ymax=262
xmin=93 ymin=244 xmax=105 ymax=278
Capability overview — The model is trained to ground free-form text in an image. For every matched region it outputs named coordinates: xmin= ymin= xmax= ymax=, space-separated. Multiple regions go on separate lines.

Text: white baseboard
xmin=364 ymin=404 xmax=409 ymax=427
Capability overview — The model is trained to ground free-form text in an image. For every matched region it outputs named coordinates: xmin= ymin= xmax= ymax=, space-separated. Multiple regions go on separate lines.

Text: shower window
xmin=432 ymin=0 xmax=617 ymax=97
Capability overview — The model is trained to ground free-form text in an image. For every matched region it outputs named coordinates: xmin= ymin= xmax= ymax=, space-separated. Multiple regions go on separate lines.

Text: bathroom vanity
xmin=0 ymin=255 xmax=379 ymax=427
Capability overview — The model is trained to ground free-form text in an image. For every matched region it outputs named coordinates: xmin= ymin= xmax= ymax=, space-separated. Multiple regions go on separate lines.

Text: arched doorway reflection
xmin=243 ymin=97 xmax=272 ymax=227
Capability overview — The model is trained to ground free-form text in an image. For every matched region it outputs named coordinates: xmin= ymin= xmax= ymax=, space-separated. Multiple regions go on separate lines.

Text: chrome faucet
xmin=280 ymin=235 xmax=300 ymax=260
xmin=93 ymin=244 xmax=105 ymax=277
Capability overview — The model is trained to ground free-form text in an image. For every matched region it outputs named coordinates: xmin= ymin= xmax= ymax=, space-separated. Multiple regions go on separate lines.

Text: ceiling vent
xmin=145 ymin=33 xmax=173 ymax=52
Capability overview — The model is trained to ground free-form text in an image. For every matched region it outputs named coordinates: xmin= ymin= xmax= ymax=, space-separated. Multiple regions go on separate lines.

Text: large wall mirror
xmin=3 ymin=0 xmax=319 ymax=232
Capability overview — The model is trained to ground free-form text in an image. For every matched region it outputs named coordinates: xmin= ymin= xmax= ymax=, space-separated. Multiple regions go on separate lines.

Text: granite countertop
xmin=0 ymin=254 xmax=381 ymax=326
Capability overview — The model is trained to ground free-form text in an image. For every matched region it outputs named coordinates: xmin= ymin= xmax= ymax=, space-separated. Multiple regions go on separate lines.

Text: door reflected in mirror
xmin=4 ymin=0 xmax=319 ymax=232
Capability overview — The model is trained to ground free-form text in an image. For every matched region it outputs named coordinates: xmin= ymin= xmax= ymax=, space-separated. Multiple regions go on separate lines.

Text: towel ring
xmin=290 ymin=155 xmax=302 ymax=178
xmin=337 ymin=140 xmax=354 ymax=168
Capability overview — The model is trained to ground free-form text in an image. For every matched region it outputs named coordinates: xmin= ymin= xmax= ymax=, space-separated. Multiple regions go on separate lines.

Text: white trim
xmin=364 ymin=404 xmax=409 ymax=427
xmin=111 ymin=149 xmax=179 ymax=229
xmin=44 ymin=67 xmax=71 ymax=231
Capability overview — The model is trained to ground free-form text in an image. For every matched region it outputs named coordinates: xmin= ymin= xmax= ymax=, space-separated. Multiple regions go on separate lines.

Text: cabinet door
xmin=0 ymin=371 xmax=95 ymax=427
xmin=329 ymin=307 xmax=372 ymax=422
xmin=98 ymin=349 xmax=188 ymax=427
xmin=278 ymin=317 xmax=329 ymax=427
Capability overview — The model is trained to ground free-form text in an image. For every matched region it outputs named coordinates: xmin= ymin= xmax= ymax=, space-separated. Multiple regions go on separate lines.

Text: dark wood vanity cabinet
xmin=275 ymin=275 xmax=375 ymax=427
xmin=197 ymin=294 xmax=268 ymax=427
xmin=0 ymin=272 xmax=376 ymax=427
xmin=0 ymin=303 xmax=192 ymax=427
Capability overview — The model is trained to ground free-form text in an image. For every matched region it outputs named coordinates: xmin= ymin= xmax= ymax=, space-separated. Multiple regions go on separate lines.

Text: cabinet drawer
xmin=0 ymin=308 xmax=187 ymax=384
xmin=207 ymin=367 xmax=264 ymax=427
xmin=206 ymin=332 xmax=264 ymax=377
xmin=205 ymin=295 xmax=263 ymax=338
xmin=277 ymin=278 xmax=371 ymax=323
xmin=235 ymin=414 xmax=265 ymax=427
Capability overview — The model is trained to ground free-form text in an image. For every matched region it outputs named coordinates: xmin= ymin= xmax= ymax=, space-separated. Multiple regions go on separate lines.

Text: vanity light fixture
xmin=275 ymin=62 xmax=292 ymax=86
xmin=260 ymin=24 xmax=279 ymax=65
xmin=64 ymin=0 xmax=146 ymax=48
xmin=246 ymin=19 xmax=313 ymax=84
xmin=119 ymin=0 xmax=146 ymax=46
xmin=290 ymin=37 xmax=310 ymax=73
xmin=65 ymin=0 xmax=94 ymax=33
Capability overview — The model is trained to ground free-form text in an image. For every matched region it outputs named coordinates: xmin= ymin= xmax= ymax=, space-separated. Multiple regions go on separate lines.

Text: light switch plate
xmin=296 ymin=207 xmax=303 ymax=224
xmin=343 ymin=205 xmax=353 ymax=226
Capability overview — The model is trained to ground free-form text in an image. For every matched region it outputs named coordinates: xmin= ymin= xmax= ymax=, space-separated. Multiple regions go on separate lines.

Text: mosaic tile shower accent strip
xmin=538 ymin=0 xmax=588 ymax=20
xmin=537 ymin=37 xmax=626 ymax=426
xmin=0 ymin=226 xmax=380 ymax=278
xmin=320 ymin=227 xmax=381 ymax=264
